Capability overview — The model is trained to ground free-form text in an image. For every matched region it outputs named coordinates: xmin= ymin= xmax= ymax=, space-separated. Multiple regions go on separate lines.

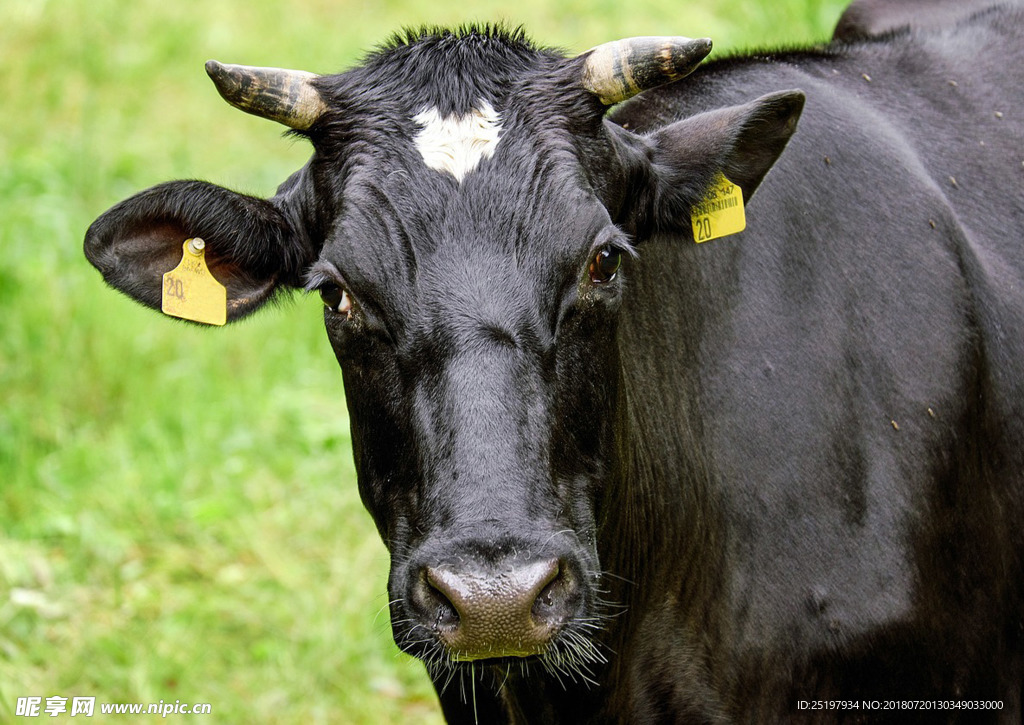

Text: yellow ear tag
xmin=161 ymin=238 xmax=227 ymax=326
xmin=691 ymin=172 xmax=746 ymax=243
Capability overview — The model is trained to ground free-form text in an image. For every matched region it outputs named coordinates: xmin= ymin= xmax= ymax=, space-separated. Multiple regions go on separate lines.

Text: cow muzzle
xmin=401 ymin=543 xmax=587 ymax=661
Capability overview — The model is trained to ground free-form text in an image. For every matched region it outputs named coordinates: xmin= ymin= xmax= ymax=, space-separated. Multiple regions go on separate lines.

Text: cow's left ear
xmin=639 ymin=89 xmax=805 ymax=233
xmin=85 ymin=178 xmax=318 ymax=322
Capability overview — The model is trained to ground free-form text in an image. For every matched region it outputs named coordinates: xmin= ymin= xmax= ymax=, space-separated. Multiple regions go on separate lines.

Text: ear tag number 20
xmin=161 ymin=238 xmax=227 ymax=326
xmin=691 ymin=172 xmax=747 ymax=243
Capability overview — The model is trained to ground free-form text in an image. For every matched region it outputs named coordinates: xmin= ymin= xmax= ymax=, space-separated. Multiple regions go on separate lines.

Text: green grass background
xmin=1 ymin=0 xmax=843 ymax=721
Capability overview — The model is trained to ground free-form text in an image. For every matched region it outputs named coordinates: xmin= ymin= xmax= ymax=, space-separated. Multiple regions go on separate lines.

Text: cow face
xmin=317 ymin=173 xmax=624 ymax=669
xmin=84 ymin=27 xmax=802 ymax=682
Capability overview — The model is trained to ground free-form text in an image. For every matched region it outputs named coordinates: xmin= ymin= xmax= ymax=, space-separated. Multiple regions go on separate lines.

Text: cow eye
xmin=319 ymin=283 xmax=353 ymax=316
xmin=588 ymin=247 xmax=622 ymax=285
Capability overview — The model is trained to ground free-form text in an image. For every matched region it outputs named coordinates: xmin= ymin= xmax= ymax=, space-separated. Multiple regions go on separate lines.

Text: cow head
xmin=85 ymin=27 xmax=802 ymax=686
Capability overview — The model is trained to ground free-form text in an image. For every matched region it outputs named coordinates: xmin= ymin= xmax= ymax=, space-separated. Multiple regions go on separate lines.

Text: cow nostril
xmin=418 ymin=570 xmax=460 ymax=630
xmin=533 ymin=561 xmax=572 ymax=618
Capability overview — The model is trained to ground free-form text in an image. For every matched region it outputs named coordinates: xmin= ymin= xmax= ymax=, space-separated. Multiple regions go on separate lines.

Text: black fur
xmin=85 ymin=4 xmax=1024 ymax=722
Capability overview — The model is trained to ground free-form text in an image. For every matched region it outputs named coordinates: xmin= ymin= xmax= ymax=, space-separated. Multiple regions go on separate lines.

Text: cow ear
xmin=642 ymin=90 xmax=805 ymax=233
xmin=84 ymin=180 xmax=316 ymax=322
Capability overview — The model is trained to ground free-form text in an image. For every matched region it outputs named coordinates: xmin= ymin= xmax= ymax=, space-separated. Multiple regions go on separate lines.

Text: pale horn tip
xmin=205 ymin=59 xmax=225 ymax=78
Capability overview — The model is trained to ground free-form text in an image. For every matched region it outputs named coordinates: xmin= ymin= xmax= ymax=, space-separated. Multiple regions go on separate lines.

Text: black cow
xmin=85 ymin=4 xmax=1024 ymax=722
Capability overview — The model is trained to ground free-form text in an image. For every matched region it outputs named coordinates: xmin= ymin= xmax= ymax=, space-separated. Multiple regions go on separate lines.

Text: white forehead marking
xmin=413 ymin=101 xmax=502 ymax=182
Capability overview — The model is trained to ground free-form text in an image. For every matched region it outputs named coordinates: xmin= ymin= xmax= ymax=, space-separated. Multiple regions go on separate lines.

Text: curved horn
xmin=205 ymin=60 xmax=327 ymax=130
xmin=580 ymin=36 xmax=713 ymax=106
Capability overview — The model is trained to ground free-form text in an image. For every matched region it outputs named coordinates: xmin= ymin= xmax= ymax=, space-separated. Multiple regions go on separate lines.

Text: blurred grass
xmin=0 ymin=0 xmax=843 ymax=721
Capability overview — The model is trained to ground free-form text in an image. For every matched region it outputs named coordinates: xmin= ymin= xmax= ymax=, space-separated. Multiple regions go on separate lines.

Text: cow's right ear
xmin=85 ymin=180 xmax=316 ymax=322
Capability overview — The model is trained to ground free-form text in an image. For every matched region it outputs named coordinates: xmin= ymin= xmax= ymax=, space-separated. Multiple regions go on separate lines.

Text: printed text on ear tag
xmin=161 ymin=238 xmax=227 ymax=326
xmin=691 ymin=172 xmax=746 ymax=243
